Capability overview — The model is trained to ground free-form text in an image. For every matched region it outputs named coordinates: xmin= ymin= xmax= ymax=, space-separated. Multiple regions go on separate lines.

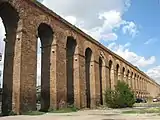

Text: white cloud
xmin=64 ymin=16 xmax=77 ymax=25
xmin=42 ymin=0 xmax=137 ymax=41
xmin=122 ymin=21 xmax=138 ymax=37
xmin=108 ymin=42 xmax=156 ymax=68
xmin=146 ymin=66 xmax=160 ymax=84
xmin=144 ymin=38 xmax=158 ymax=45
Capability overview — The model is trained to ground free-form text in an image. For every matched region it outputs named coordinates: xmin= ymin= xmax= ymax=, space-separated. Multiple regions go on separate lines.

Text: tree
xmin=105 ymin=80 xmax=135 ymax=108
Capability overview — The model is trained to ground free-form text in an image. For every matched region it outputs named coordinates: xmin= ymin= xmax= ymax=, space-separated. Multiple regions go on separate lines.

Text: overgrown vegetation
xmin=104 ymin=80 xmax=135 ymax=108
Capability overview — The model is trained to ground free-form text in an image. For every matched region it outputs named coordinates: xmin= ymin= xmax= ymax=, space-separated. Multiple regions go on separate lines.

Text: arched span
xmin=38 ymin=23 xmax=54 ymax=46
xmin=109 ymin=60 xmax=113 ymax=89
xmin=0 ymin=2 xmax=19 ymax=33
xmin=66 ymin=36 xmax=77 ymax=105
xmin=85 ymin=47 xmax=92 ymax=108
xmin=126 ymin=70 xmax=130 ymax=85
xmin=116 ymin=64 xmax=120 ymax=82
xmin=99 ymin=57 xmax=103 ymax=105
xmin=122 ymin=67 xmax=125 ymax=81
xmin=130 ymin=72 xmax=133 ymax=89
xmin=0 ymin=2 xmax=20 ymax=115
xmin=38 ymin=23 xmax=54 ymax=112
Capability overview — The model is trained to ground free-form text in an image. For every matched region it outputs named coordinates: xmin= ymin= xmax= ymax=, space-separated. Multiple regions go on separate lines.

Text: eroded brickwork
xmin=0 ymin=0 xmax=160 ymax=114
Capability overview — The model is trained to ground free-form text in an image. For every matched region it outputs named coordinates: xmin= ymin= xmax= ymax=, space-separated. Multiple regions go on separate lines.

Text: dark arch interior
xmin=66 ymin=36 xmax=77 ymax=105
xmin=131 ymin=72 xmax=133 ymax=88
xmin=85 ymin=48 xmax=92 ymax=108
xmin=126 ymin=70 xmax=130 ymax=85
xmin=109 ymin=60 xmax=112 ymax=89
xmin=135 ymin=74 xmax=136 ymax=90
xmin=116 ymin=64 xmax=119 ymax=82
xmin=38 ymin=23 xmax=53 ymax=112
xmin=122 ymin=67 xmax=125 ymax=81
xmin=0 ymin=2 xmax=19 ymax=115
xmin=99 ymin=57 xmax=103 ymax=105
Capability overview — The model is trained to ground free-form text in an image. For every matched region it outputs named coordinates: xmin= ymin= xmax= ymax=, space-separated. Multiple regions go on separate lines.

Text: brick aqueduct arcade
xmin=0 ymin=0 xmax=160 ymax=114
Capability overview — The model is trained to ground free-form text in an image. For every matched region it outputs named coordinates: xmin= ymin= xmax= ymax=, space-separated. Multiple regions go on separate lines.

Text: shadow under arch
xmin=85 ymin=47 xmax=93 ymax=108
xmin=66 ymin=36 xmax=77 ymax=105
xmin=99 ymin=57 xmax=104 ymax=105
xmin=37 ymin=23 xmax=54 ymax=112
xmin=108 ymin=60 xmax=113 ymax=89
xmin=116 ymin=64 xmax=120 ymax=83
xmin=99 ymin=51 xmax=107 ymax=105
xmin=0 ymin=2 xmax=19 ymax=115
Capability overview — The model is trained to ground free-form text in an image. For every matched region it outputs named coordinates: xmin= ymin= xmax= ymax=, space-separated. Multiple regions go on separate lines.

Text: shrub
xmin=104 ymin=80 xmax=135 ymax=108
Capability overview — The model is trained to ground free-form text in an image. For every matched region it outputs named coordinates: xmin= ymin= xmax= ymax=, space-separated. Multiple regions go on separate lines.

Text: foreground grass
xmin=22 ymin=107 xmax=79 ymax=116
xmin=134 ymin=102 xmax=160 ymax=107
xmin=123 ymin=107 xmax=160 ymax=114
xmin=22 ymin=111 xmax=45 ymax=116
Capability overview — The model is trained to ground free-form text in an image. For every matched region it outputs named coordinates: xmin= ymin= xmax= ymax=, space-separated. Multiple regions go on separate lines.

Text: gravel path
xmin=0 ymin=109 xmax=159 ymax=120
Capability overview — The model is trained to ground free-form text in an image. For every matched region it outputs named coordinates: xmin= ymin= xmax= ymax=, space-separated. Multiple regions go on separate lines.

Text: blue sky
xmin=0 ymin=0 xmax=160 ymax=85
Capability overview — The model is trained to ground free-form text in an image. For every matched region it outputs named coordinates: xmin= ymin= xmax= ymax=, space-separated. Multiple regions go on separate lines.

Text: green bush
xmin=104 ymin=80 xmax=135 ymax=108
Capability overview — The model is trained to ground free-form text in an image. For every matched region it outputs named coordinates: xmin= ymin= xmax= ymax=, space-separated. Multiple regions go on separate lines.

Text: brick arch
xmin=121 ymin=64 xmax=127 ymax=82
xmin=0 ymin=0 xmax=22 ymax=14
xmin=99 ymin=51 xmax=107 ymax=66
xmin=64 ymin=35 xmax=79 ymax=55
xmin=115 ymin=60 xmax=121 ymax=83
xmin=0 ymin=1 xmax=22 ymax=115
xmin=84 ymin=47 xmax=94 ymax=108
xmin=66 ymin=30 xmax=78 ymax=41
xmin=98 ymin=51 xmax=107 ymax=105
xmin=83 ymin=41 xmax=95 ymax=61
xmin=65 ymin=36 xmax=77 ymax=105
xmin=37 ymin=22 xmax=54 ymax=111
xmin=115 ymin=60 xmax=121 ymax=72
xmin=126 ymin=67 xmax=131 ymax=85
xmin=36 ymin=21 xmax=54 ymax=38
xmin=107 ymin=55 xmax=115 ymax=89
xmin=130 ymin=70 xmax=134 ymax=89
xmin=108 ymin=55 xmax=114 ymax=67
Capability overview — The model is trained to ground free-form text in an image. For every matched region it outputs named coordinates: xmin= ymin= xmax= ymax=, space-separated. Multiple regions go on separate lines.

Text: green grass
xmin=122 ymin=108 xmax=160 ymax=114
xmin=22 ymin=111 xmax=45 ymax=116
xmin=134 ymin=102 xmax=160 ymax=107
xmin=22 ymin=106 xmax=79 ymax=115
xmin=49 ymin=107 xmax=78 ymax=113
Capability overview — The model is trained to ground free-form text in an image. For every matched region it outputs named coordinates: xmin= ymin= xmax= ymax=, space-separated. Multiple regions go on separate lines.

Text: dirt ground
xmin=0 ymin=109 xmax=159 ymax=120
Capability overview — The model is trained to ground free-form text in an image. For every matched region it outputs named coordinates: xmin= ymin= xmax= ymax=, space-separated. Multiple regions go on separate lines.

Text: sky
xmin=0 ymin=0 xmax=160 ymax=86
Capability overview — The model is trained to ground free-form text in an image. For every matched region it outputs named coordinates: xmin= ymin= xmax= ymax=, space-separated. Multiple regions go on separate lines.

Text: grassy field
xmin=133 ymin=102 xmax=160 ymax=107
xmin=123 ymin=107 xmax=160 ymax=114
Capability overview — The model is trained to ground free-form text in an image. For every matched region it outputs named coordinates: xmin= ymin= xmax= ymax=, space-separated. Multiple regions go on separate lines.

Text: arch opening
xmin=85 ymin=48 xmax=92 ymax=108
xmin=66 ymin=36 xmax=77 ymax=105
xmin=116 ymin=64 xmax=119 ymax=84
xmin=109 ymin=60 xmax=112 ymax=89
xmin=0 ymin=2 xmax=19 ymax=115
xmin=130 ymin=72 xmax=133 ymax=89
xmin=122 ymin=67 xmax=125 ymax=81
xmin=99 ymin=57 xmax=103 ymax=105
xmin=126 ymin=70 xmax=130 ymax=85
xmin=37 ymin=23 xmax=53 ymax=112
xmin=134 ymin=74 xmax=137 ymax=91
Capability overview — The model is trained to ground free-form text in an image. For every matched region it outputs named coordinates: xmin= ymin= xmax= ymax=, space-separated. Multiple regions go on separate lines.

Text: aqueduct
xmin=0 ymin=0 xmax=160 ymax=114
